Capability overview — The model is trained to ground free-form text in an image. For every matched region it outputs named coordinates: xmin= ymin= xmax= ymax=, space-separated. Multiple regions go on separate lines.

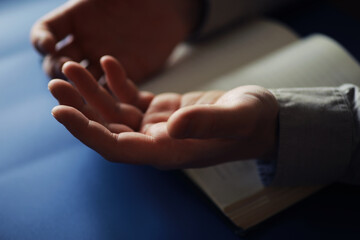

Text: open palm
xmin=49 ymin=56 xmax=279 ymax=169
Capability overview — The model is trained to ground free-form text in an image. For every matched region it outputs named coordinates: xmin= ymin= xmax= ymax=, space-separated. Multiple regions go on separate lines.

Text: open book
xmin=142 ymin=20 xmax=360 ymax=230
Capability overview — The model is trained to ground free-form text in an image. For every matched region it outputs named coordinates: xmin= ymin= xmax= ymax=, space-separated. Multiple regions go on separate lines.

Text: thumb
xmin=167 ymin=104 xmax=255 ymax=139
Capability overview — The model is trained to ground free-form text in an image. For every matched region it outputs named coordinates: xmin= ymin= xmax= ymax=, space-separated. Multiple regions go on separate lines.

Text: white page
xmin=186 ymin=160 xmax=264 ymax=208
xmin=204 ymin=34 xmax=360 ymax=90
xmin=141 ymin=19 xmax=298 ymax=93
xmin=186 ymin=34 xmax=360 ymax=209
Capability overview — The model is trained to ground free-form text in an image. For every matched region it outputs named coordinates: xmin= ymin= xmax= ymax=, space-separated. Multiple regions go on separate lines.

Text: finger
xmin=180 ymin=91 xmax=204 ymax=107
xmin=30 ymin=2 xmax=74 ymax=55
xmin=43 ymin=43 xmax=85 ymax=78
xmin=51 ymin=105 xmax=122 ymax=159
xmin=62 ymin=61 xmax=142 ymax=129
xmin=86 ymin=61 xmax=103 ymax=81
xmin=194 ymin=91 xmax=224 ymax=105
xmin=137 ymin=91 xmax=155 ymax=112
xmin=43 ymin=55 xmax=67 ymax=79
xmin=48 ymin=79 xmax=84 ymax=108
xmin=141 ymin=93 xmax=181 ymax=128
xmin=62 ymin=60 xmax=122 ymax=119
xmin=167 ymin=104 xmax=255 ymax=139
xmin=107 ymin=123 xmax=134 ymax=134
xmin=52 ymin=105 xmax=157 ymax=164
xmin=48 ymin=79 xmax=103 ymax=123
xmin=100 ymin=56 xmax=140 ymax=104
xmin=100 ymin=56 xmax=155 ymax=111
xmin=30 ymin=23 xmax=58 ymax=55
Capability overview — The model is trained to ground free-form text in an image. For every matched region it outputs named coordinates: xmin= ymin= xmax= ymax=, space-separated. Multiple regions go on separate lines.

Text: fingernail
xmin=51 ymin=107 xmax=58 ymax=119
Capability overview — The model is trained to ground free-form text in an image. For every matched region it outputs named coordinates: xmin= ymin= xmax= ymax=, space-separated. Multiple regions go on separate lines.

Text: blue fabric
xmin=0 ymin=1 xmax=238 ymax=239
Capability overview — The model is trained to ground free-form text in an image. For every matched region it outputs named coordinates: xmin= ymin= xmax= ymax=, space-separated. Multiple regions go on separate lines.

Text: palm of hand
xmin=49 ymin=56 xmax=278 ymax=169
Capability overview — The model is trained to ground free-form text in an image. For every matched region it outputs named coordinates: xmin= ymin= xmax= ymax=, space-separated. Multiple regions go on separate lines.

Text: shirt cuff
xmin=269 ymin=87 xmax=354 ymax=186
xmin=256 ymin=158 xmax=277 ymax=186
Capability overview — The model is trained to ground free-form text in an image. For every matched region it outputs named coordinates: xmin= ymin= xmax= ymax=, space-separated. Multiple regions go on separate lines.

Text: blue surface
xmin=0 ymin=1 xmax=238 ymax=239
xmin=0 ymin=0 xmax=360 ymax=239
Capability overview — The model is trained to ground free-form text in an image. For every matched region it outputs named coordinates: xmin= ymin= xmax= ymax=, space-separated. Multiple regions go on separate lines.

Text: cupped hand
xmin=49 ymin=56 xmax=279 ymax=169
xmin=32 ymin=0 xmax=200 ymax=82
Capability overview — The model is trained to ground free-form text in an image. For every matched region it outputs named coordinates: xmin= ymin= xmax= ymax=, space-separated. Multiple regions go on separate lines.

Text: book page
xmin=141 ymin=19 xmax=298 ymax=93
xmin=224 ymin=185 xmax=323 ymax=229
xmin=185 ymin=34 xmax=360 ymax=228
xmin=203 ymin=34 xmax=360 ymax=90
xmin=186 ymin=160 xmax=263 ymax=209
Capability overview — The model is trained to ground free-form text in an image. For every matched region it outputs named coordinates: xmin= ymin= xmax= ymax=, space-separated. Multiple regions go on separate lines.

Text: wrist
xmin=173 ymin=0 xmax=204 ymax=38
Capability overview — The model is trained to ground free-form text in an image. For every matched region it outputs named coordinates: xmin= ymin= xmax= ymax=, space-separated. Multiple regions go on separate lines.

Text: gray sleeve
xmin=269 ymin=84 xmax=360 ymax=186
xmin=197 ymin=0 xmax=300 ymax=37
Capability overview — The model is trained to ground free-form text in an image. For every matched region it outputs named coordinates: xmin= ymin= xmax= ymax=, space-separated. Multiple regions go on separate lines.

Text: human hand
xmin=31 ymin=0 xmax=201 ymax=82
xmin=49 ymin=56 xmax=279 ymax=169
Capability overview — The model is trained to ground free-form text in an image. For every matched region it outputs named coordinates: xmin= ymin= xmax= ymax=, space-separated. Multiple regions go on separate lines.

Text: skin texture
xmin=31 ymin=0 xmax=201 ymax=82
xmin=49 ymin=56 xmax=279 ymax=169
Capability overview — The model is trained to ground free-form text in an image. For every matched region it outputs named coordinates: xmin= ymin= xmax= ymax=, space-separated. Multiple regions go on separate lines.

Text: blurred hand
xmin=31 ymin=0 xmax=200 ymax=82
xmin=49 ymin=56 xmax=279 ymax=169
